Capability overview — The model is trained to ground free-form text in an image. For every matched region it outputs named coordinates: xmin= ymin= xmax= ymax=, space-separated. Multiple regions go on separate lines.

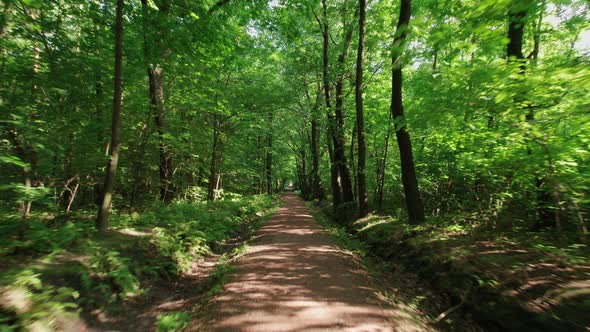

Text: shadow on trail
xmin=202 ymin=194 xmax=427 ymax=332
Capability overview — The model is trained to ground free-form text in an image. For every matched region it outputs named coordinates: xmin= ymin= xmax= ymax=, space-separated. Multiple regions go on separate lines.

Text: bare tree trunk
xmin=355 ymin=0 xmax=368 ymax=217
xmin=96 ymin=0 xmax=124 ymax=233
xmin=391 ymin=0 xmax=425 ymax=224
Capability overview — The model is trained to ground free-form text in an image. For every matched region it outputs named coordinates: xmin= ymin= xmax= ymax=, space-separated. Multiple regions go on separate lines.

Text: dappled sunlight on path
xmin=203 ymin=193 xmax=428 ymax=332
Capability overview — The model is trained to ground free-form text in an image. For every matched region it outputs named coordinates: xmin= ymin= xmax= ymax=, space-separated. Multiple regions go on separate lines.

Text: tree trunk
xmin=266 ymin=129 xmax=273 ymax=195
xmin=309 ymin=82 xmax=324 ymax=200
xmin=96 ymin=0 xmax=124 ymax=233
xmin=333 ymin=5 xmax=356 ymax=205
xmin=507 ymin=0 xmax=555 ymax=229
xmin=310 ymin=117 xmax=324 ymax=200
xmin=355 ymin=0 xmax=368 ymax=217
xmin=391 ymin=0 xmax=425 ymax=224
xmin=148 ymin=66 xmax=173 ymax=201
xmin=141 ymin=0 xmax=173 ymax=202
xmin=376 ymin=113 xmax=392 ymax=209
xmin=207 ymin=114 xmax=219 ymax=201
xmin=320 ymin=0 xmax=343 ymax=207
xmin=350 ymin=122 xmax=357 ymax=202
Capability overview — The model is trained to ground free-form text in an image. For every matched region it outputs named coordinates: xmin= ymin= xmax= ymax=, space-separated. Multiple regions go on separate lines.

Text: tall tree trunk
xmin=96 ymin=0 xmax=124 ymax=232
xmin=141 ymin=0 xmax=173 ymax=202
xmin=207 ymin=114 xmax=219 ymax=201
xmin=391 ymin=0 xmax=425 ymax=224
xmin=350 ymin=122 xmax=357 ymax=202
xmin=148 ymin=66 xmax=173 ymax=201
xmin=326 ymin=130 xmax=340 ymax=205
xmin=266 ymin=126 xmax=273 ymax=195
xmin=355 ymin=0 xmax=368 ymax=217
xmin=309 ymin=82 xmax=324 ymax=200
xmin=310 ymin=116 xmax=324 ymax=200
xmin=333 ymin=3 xmax=356 ymax=205
xmin=320 ymin=0 xmax=343 ymax=207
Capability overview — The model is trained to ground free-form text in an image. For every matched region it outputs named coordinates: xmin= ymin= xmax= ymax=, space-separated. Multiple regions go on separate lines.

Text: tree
xmin=96 ymin=0 xmax=124 ymax=232
xmin=355 ymin=0 xmax=368 ymax=217
xmin=141 ymin=0 xmax=173 ymax=202
xmin=390 ymin=0 xmax=425 ymax=224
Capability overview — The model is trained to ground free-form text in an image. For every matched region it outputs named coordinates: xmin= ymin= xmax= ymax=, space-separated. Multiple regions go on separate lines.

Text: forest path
xmin=200 ymin=193 xmax=430 ymax=332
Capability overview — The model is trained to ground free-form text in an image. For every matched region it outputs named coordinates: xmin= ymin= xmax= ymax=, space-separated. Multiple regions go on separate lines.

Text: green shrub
xmin=155 ymin=311 xmax=191 ymax=332
xmin=87 ymin=247 xmax=140 ymax=300
xmin=0 ymin=270 xmax=80 ymax=331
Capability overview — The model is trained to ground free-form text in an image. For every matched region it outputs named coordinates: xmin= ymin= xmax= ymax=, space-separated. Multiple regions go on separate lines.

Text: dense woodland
xmin=1 ymin=0 xmax=589 ymax=330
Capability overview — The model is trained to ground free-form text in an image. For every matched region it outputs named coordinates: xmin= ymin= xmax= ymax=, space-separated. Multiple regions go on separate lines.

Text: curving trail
xmin=203 ymin=193 xmax=430 ymax=332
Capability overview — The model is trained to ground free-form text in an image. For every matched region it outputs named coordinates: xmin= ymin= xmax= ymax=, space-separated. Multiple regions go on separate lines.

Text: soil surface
xmin=198 ymin=193 xmax=432 ymax=332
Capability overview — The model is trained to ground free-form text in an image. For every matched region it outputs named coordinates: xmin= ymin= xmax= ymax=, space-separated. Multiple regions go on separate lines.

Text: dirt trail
xmin=201 ymin=193 xmax=431 ymax=332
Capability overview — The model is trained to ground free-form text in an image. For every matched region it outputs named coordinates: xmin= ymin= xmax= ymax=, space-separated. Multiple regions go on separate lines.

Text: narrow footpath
xmin=202 ymin=193 xmax=432 ymax=332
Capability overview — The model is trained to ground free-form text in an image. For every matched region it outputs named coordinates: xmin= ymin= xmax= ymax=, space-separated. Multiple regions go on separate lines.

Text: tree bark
xmin=207 ymin=114 xmax=219 ymax=201
xmin=147 ymin=65 xmax=173 ymax=201
xmin=310 ymin=82 xmax=324 ymax=200
xmin=333 ymin=3 xmax=356 ymax=205
xmin=265 ymin=110 xmax=274 ymax=195
xmin=141 ymin=0 xmax=173 ymax=202
xmin=355 ymin=0 xmax=368 ymax=217
xmin=391 ymin=0 xmax=425 ymax=224
xmin=96 ymin=0 xmax=124 ymax=232
xmin=266 ymin=128 xmax=273 ymax=195
xmin=320 ymin=0 xmax=343 ymax=207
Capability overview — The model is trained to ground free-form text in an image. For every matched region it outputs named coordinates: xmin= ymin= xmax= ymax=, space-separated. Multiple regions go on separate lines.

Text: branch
xmin=429 ymin=286 xmax=471 ymax=324
xmin=312 ymin=9 xmax=323 ymax=31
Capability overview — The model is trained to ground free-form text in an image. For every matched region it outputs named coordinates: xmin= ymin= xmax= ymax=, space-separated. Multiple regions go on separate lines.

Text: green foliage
xmin=141 ymin=195 xmax=274 ymax=274
xmin=0 ymin=270 xmax=80 ymax=331
xmin=155 ymin=311 xmax=191 ymax=332
xmin=0 ymin=193 xmax=275 ymax=331
xmin=87 ymin=246 xmax=140 ymax=300
xmin=0 ymin=218 xmax=90 ymax=256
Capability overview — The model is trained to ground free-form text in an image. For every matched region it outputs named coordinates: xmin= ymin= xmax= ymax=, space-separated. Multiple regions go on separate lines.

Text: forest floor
xmin=335 ymin=207 xmax=590 ymax=331
xmin=192 ymin=193 xmax=443 ymax=332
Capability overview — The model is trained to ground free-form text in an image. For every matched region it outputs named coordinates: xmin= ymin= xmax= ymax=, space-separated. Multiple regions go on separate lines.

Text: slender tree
xmin=96 ymin=0 xmax=124 ymax=232
xmin=390 ymin=0 xmax=425 ymax=224
xmin=319 ymin=0 xmax=343 ymax=207
xmin=355 ymin=0 xmax=368 ymax=217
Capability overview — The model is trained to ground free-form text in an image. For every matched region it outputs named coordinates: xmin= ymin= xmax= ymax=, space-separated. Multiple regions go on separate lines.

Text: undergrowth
xmin=310 ymin=199 xmax=590 ymax=331
xmin=0 ymin=193 xmax=276 ymax=331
